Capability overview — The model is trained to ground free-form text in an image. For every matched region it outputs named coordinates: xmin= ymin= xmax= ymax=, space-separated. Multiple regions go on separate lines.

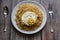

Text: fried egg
xmin=21 ymin=11 xmax=37 ymax=26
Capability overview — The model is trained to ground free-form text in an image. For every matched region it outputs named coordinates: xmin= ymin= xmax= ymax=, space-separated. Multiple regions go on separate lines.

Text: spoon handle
xmin=4 ymin=12 xmax=7 ymax=32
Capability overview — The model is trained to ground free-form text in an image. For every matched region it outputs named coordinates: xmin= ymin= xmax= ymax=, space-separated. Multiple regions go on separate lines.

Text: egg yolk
xmin=28 ymin=18 xmax=34 ymax=25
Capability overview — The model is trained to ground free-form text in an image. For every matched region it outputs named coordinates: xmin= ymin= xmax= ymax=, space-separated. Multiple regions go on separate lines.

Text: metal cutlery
xmin=3 ymin=6 xmax=9 ymax=32
xmin=48 ymin=2 xmax=54 ymax=33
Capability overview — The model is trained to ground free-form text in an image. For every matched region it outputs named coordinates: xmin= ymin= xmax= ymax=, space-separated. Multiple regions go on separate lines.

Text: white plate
xmin=11 ymin=1 xmax=47 ymax=34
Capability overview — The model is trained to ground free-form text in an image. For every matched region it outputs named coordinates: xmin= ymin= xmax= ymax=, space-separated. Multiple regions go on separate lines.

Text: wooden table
xmin=0 ymin=0 xmax=60 ymax=40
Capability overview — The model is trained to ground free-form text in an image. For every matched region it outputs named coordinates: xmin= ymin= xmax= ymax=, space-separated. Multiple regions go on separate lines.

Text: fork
xmin=48 ymin=2 xmax=54 ymax=33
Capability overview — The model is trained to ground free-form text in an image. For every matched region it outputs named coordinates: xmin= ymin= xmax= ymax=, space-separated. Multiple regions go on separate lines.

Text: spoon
xmin=3 ymin=6 xmax=9 ymax=32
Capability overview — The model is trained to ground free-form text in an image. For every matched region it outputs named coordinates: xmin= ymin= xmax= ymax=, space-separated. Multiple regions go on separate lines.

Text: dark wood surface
xmin=0 ymin=0 xmax=60 ymax=40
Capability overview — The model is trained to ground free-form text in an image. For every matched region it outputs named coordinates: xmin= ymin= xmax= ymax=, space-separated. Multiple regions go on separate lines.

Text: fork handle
xmin=50 ymin=13 xmax=54 ymax=33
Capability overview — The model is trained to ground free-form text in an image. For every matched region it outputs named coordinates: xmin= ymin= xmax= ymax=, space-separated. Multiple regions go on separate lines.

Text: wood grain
xmin=0 ymin=0 xmax=12 ymax=40
xmin=0 ymin=0 xmax=3 ymax=40
xmin=41 ymin=0 xmax=54 ymax=40
xmin=53 ymin=0 xmax=60 ymax=40
xmin=0 ymin=0 xmax=60 ymax=40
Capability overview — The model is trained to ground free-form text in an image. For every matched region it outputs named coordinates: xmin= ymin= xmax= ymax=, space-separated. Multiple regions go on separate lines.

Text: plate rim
xmin=11 ymin=1 xmax=47 ymax=34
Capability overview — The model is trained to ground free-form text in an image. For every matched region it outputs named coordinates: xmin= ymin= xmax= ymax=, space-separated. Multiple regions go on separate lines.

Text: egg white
xmin=21 ymin=11 xmax=37 ymax=26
